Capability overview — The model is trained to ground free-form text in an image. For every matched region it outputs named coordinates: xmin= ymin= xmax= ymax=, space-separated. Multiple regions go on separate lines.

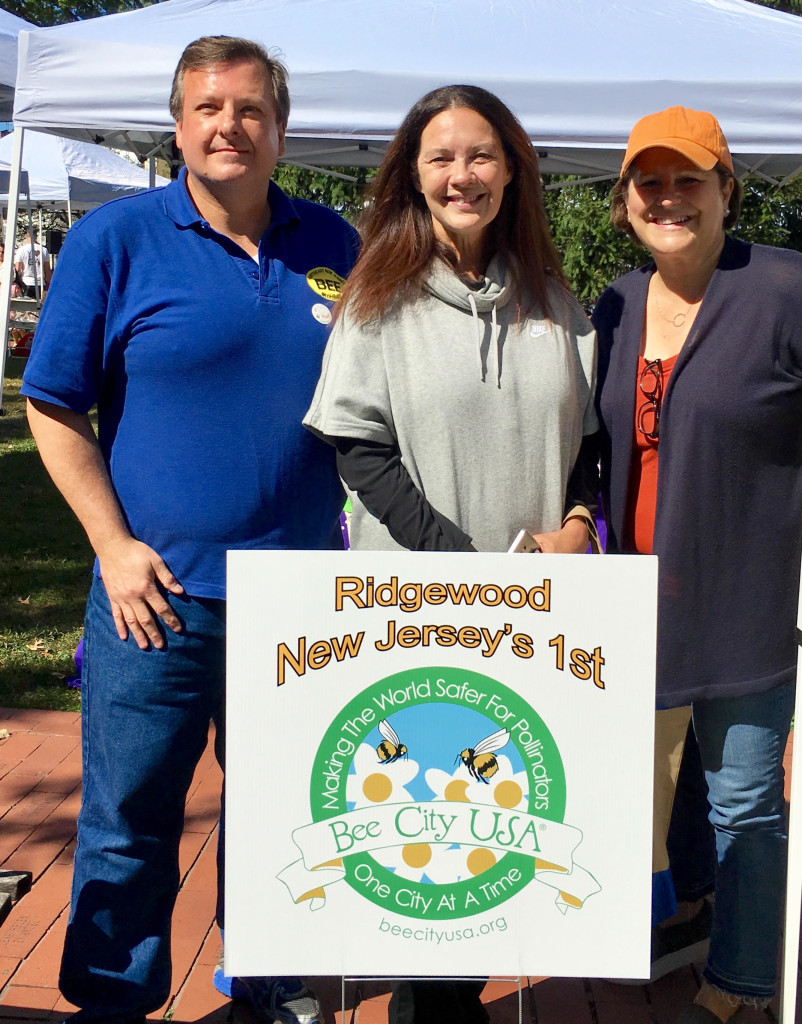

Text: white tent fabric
xmin=0 ymin=129 xmax=169 ymax=209
xmin=0 ymin=7 xmax=28 ymax=122
xmin=11 ymin=0 xmax=802 ymax=181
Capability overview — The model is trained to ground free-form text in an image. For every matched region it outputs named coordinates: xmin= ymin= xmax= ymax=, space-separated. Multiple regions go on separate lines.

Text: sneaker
xmin=610 ymin=898 xmax=712 ymax=985
xmin=213 ymin=946 xmax=234 ymax=997
xmin=234 ymin=976 xmax=321 ymax=1024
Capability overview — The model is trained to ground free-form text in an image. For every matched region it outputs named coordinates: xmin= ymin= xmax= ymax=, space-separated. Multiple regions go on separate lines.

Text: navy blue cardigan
xmin=593 ymin=236 xmax=802 ymax=707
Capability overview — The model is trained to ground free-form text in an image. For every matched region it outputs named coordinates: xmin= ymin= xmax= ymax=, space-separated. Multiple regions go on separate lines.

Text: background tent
xmin=0 ymin=129 xmax=170 ymax=212
xmin=11 ymin=0 xmax=802 ymax=182
xmin=1 ymin=130 xmax=167 ymax=364
xmin=0 ymin=157 xmax=29 ymax=196
xmin=0 ymin=7 xmax=27 ymax=122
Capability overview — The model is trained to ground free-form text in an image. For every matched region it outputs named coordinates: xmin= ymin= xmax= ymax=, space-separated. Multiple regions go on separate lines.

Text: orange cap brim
xmin=622 ymin=138 xmax=732 ymax=176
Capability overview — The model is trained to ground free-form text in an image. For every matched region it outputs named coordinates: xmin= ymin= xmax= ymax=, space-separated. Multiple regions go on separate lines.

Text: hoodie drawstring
xmin=491 ymin=302 xmax=500 ymax=388
xmin=468 ymin=291 xmax=502 ymax=386
xmin=467 ymin=292 xmax=484 ymax=381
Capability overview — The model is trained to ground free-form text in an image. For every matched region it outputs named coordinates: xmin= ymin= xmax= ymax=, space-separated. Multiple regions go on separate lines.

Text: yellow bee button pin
xmin=306 ymin=267 xmax=346 ymax=302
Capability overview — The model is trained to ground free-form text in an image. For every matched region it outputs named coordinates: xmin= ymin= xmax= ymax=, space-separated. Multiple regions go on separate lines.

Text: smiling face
xmin=625 ymin=148 xmax=733 ymax=264
xmin=415 ymin=107 xmax=512 ymax=267
xmin=174 ymin=58 xmax=286 ymax=199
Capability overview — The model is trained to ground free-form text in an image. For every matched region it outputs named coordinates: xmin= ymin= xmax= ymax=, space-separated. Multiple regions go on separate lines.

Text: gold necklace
xmin=653 ymin=290 xmax=704 ymax=329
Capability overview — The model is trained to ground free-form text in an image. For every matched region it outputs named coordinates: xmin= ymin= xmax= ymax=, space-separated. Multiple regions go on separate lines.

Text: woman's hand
xmin=533 ymin=517 xmax=590 ymax=554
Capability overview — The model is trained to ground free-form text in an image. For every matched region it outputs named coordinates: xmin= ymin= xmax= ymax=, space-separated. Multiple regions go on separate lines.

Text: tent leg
xmin=0 ymin=127 xmax=25 ymax=415
xmin=36 ymin=206 xmax=43 ymax=300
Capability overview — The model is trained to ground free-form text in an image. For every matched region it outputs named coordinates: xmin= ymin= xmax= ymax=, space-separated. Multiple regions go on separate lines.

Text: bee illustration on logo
xmin=376 ymin=718 xmax=408 ymax=764
xmin=457 ymin=728 xmax=510 ymax=783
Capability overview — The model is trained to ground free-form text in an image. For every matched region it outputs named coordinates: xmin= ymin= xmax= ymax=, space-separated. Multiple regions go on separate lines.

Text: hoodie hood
xmin=424 ymin=256 xmax=513 ymax=386
xmin=423 ymin=254 xmax=513 ymax=312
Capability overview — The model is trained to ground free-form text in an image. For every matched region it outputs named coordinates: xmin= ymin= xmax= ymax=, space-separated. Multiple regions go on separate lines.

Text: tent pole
xmin=67 ymin=195 xmax=73 ymax=228
xmin=148 ymin=155 xmax=156 ymax=188
xmin=37 ymin=205 xmax=43 ymax=300
xmin=0 ymin=126 xmax=25 ymax=415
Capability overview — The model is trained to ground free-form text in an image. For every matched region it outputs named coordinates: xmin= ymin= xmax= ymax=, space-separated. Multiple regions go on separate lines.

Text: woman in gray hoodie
xmin=306 ymin=84 xmax=598 ymax=558
xmin=305 ymin=84 xmax=598 ymax=1022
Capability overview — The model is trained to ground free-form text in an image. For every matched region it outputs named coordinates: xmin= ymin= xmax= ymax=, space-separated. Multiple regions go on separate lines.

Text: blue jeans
xmin=60 ymin=576 xmax=225 ymax=1023
xmin=668 ymin=683 xmax=794 ymax=1002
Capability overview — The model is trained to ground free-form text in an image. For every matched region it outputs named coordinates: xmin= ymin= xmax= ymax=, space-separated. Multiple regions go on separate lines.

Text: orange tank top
xmin=624 ymin=353 xmax=678 ymax=555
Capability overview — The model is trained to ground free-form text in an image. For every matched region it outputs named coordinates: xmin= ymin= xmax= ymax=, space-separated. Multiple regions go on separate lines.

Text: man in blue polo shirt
xmin=22 ymin=35 xmax=358 ymax=1024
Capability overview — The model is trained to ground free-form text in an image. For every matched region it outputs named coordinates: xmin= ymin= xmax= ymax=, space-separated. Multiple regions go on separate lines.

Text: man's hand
xmin=97 ymin=537 xmax=185 ymax=649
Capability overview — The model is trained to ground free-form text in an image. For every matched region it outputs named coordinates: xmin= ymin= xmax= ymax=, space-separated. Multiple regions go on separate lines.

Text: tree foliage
xmin=541 ymin=180 xmax=642 ymax=310
xmin=744 ymin=0 xmax=802 ymax=13
xmin=0 ymin=0 xmax=155 ymax=26
xmin=272 ymin=165 xmax=369 ymax=224
xmin=735 ymin=175 xmax=802 ymax=249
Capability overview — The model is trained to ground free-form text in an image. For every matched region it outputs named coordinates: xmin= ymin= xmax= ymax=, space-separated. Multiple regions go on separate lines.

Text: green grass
xmin=0 ymin=361 xmax=91 ymax=711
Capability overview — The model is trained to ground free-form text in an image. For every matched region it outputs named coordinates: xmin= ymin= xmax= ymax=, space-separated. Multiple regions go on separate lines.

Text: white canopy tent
xmin=0 ymin=129 xmax=170 ymax=215
xmin=10 ymin=0 xmax=802 ymax=182
xmin=1 ymin=129 xmax=170 ymax=342
xmin=0 ymin=130 xmax=169 ymax=300
xmin=0 ymin=7 xmax=27 ymax=123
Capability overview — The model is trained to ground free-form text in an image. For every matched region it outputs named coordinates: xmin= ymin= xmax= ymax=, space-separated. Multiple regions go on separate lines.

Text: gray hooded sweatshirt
xmin=304 ymin=257 xmax=597 ymax=552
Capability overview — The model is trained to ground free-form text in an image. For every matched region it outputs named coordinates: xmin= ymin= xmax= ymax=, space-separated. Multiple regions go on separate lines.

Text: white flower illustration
xmin=346 ymin=741 xmax=418 ymax=809
xmin=426 ymin=754 xmax=529 ymax=811
xmin=375 ymin=838 xmax=465 ymax=882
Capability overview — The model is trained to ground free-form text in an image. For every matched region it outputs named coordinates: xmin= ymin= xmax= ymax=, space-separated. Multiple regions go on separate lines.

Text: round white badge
xmin=312 ymin=303 xmax=332 ymax=325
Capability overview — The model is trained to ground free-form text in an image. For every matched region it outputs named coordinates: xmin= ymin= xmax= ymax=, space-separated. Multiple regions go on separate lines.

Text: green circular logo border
xmin=310 ymin=666 xmax=566 ymax=920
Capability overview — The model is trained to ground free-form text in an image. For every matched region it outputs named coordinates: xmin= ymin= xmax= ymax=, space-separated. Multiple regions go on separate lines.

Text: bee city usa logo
xmin=277 ymin=667 xmax=600 ymax=921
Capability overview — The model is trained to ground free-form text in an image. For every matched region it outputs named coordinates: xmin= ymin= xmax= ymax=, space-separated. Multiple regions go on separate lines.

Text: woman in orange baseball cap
xmin=594 ymin=106 xmax=802 ymax=1023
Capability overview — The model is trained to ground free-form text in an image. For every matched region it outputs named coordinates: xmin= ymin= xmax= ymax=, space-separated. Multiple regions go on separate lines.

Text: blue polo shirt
xmin=22 ymin=169 xmax=360 ymax=599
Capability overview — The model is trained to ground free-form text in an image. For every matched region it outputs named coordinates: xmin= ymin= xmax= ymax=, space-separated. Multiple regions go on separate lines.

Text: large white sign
xmin=225 ymin=551 xmax=657 ymax=979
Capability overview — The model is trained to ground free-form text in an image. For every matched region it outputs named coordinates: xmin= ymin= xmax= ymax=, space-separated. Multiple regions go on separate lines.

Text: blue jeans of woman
xmin=667 ymin=682 xmax=794 ymax=1003
xmin=59 ymin=576 xmax=226 ymax=1023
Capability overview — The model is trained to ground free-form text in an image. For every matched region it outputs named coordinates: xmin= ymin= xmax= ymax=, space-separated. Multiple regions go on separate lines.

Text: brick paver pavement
xmin=0 ymin=709 xmax=797 ymax=1024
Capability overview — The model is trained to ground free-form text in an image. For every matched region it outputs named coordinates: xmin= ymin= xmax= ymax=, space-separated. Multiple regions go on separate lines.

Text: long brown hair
xmin=340 ymin=84 xmax=563 ymax=322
